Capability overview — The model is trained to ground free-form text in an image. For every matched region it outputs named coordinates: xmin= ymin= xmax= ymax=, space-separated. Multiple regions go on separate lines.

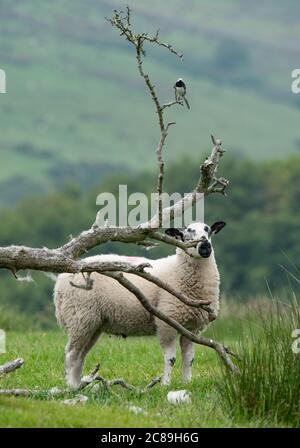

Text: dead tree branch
xmin=0 ymin=362 xmax=161 ymax=399
xmin=129 ymin=269 xmax=215 ymax=318
xmin=70 ymin=272 xmax=94 ymax=290
xmin=0 ymin=389 xmax=31 ymax=397
xmin=80 ymin=363 xmax=161 ymax=395
xmin=0 ymin=246 xmax=215 ymax=316
xmin=0 ymin=358 xmax=24 ymax=377
xmin=197 ymin=135 xmax=228 ymax=195
xmin=107 ymin=8 xmax=183 ymax=227
xmin=140 ymin=134 xmax=229 ymax=229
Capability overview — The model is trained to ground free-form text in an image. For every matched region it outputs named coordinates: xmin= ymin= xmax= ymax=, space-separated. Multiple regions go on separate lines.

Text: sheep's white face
xmin=184 ymin=222 xmax=213 ymax=258
xmin=165 ymin=221 xmax=226 ymax=259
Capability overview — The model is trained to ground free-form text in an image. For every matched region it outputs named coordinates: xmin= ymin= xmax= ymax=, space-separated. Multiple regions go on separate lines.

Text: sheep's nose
xmin=198 ymin=240 xmax=212 ymax=258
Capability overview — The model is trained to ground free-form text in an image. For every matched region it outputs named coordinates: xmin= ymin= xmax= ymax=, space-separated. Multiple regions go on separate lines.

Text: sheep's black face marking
xmin=165 ymin=228 xmax=184 ymax=241
xmin=198 ymin=240 xmax=212 ymax=258
xmin=186 ymin=228 xmax=196 ymax=237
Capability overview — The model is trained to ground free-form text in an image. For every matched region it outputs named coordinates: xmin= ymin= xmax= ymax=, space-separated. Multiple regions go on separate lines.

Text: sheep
xmin=54 ymin=221 xmax=226 ymax=389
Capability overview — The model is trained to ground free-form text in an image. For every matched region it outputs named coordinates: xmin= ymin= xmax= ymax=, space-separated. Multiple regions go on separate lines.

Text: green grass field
xmin=0 ymin=331 xmax=233 ymax=428
xmin=1 ymin=298 xmax=299 ymax=428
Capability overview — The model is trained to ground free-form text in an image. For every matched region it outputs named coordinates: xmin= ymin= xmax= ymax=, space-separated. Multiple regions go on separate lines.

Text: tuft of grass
xmin=218 ymin=297 xmax=300 ymax=427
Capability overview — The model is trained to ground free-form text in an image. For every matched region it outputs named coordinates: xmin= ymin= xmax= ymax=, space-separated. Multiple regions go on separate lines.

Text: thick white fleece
xmin=54 ymin=249 xmax=220 ymax=344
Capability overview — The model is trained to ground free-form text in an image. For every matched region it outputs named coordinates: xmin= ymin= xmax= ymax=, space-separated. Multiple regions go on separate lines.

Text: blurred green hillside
xmin=0 ymin=0 xmax=300 ymax=204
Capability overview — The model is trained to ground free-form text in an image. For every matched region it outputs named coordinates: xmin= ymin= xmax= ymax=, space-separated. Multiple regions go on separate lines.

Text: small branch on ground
xmin=0 ymin=358 xmax=24 ymax=377
xmin=80 ymin=363 xmax=161 ymax=395
xmin=0 ymin=388 xmax=31 ymax=397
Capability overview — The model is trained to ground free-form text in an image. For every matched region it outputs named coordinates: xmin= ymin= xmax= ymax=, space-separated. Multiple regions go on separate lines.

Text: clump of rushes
xmin=218 ymin=296 xmax=300 ymax=427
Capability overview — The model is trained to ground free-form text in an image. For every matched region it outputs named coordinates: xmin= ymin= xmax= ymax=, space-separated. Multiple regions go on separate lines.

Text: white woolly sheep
xmin=54 ymin=221 xmax=226 ymax=388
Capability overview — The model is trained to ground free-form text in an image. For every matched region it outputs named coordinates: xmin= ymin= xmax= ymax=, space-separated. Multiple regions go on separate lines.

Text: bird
xmin=174 ymin=78 xmax=190 ymax=110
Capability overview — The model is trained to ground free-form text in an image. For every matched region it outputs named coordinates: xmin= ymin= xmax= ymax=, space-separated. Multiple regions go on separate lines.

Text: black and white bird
xmin=174 ymin=78 xmax=190 ymax=110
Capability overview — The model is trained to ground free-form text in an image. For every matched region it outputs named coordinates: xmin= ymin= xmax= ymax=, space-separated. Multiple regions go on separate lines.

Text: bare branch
xmin=107 ymin=7 xmax=185 ymax=227
xmin=0 ymin=358 xmax=24 ymax=376
xmin=16 ymin=271 xmax=35 ymax=283
xmin=70 ymin=272 xmax=94 ymax=290
xmin=140 ymin=135 xmax=229 ymax=229
xmin=0 ymin=228 xmax=218 ymax=277
xmin=131 ymin=270 xmax=213 ymax=311
xmin=156 ymin=121 xmax=175 ymax=226
xmin=160 ymin=99 xmax=184 ymax=111
xmin=61 ymin=226 xmax=151 ymax=259
xmin=196 ymin=135 xmax=227 ymax=194
xmin=0 ymin=389 xmax=31 ymax=397
xmin=141 ymin=33 xmax=183 ymax=59
xmin=80 ymin=363 xmax=161 ymax=394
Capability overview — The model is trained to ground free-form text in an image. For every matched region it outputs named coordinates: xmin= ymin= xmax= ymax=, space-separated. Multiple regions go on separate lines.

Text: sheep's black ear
xmin=165 ymin=228 xmax=184 ymax=241
xmin=210 ymin=221 xmax=226 ymax=235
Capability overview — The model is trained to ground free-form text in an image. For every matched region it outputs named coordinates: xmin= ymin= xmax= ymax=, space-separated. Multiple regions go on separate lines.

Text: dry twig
xmin=107 ymin=8 xmax=184 ymax=227
xmin=0 ymin=358 xmax=24 ymax=377
xmin=80 ymin=363 xmax=161 ymax=395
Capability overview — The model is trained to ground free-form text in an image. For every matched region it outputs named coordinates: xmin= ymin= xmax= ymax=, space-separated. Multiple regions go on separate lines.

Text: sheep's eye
xmin=187 ymin=228 xmax=192 ymax=232
xmin=204 ymin=226 xmax=209 ymax=232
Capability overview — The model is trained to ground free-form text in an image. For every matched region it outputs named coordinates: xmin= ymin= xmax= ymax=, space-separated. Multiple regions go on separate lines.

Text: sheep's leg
xmin=65 ymin=343 xmax=83 ymax=389
xmin=65 ymin=329 xmax=102 ymax=389
xmin=158 ymin=328 xmax=177 ymax=386
xmin=180 ymin=335 xmax=195 ymax=382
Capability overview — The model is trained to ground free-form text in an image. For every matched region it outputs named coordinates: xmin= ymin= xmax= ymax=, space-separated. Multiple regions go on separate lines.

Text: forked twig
xmin=0 ymin=358 xmax=24 ymax=377
xmin=80 ymin=363 xmax=161 ymax=394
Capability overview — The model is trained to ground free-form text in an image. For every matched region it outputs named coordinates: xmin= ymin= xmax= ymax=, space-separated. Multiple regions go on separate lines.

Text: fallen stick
xmin=0 ymin=388 xmax=30 ymax=397
xmin=0 ymin=358 xmax=24 ymax=376
xmin=80 ymin=364 xmax=161 ymax=394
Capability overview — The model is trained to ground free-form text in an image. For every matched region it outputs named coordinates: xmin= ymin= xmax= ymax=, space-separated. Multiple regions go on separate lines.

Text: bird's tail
xmin=184 ymin=97 xmax=190 ymax=110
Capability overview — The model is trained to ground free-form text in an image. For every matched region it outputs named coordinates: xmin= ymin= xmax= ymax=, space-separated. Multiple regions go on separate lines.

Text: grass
xmin=0 ymin=299 xmax=299 ymax=428
xmin=0 ymin=331 xmax=233 ymax=428
xmin=219 ymin=299 xmax=300 ymax=427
